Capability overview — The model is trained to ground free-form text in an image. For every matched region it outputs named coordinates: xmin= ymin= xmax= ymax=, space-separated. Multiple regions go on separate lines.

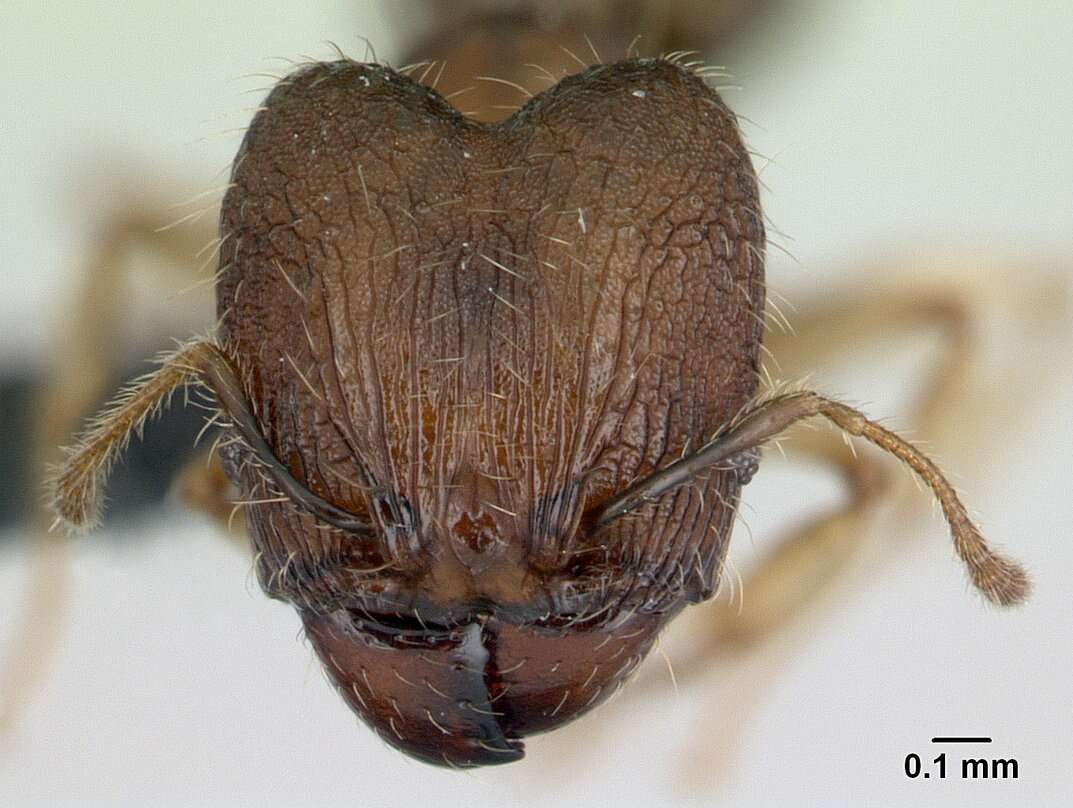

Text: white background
xmin=2 ymin=2 xmax=1071 ymax=805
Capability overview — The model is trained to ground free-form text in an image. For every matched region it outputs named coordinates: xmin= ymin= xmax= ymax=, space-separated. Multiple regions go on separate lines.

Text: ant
xmin=4 ymin=0 xmax=1064 ymax=795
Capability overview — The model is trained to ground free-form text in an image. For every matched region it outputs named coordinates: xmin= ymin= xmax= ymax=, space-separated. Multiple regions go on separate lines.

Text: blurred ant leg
xmin=764 ymin=281 xmax=974 ymax=439
xmin=36 ymin=207 xmax=216 ymax=481
xmin=175 ymin=445 xmax=246 ymax=539
xmin=713 ymin=289 xmax=972 ymax=636
xmin=657 ymin=281 xmax=1004 ymax=682
xmin=638 ymin=261 xmax=1064 ymax=789
xmin=0 ymin=533 xmax=68 ymax=735
xmin=677 ymin=433 xmax=889 ymax=678
xmin=622 ymin=284 xmax=974 ymax=786
xmin=618 ymin=387 xmax=1029 ymax=779
xmin=711 ymin=272 xmax=1034 ymax=658
xmin=1 ymin=202 xmax=215 ymax=735
xmin=612 ymin=427 xmax=887 ymax=793
xmin=768 ymin=260 xmax=1070 ymax=469
xmin=664 ymin=282 xmax=991 ymax=784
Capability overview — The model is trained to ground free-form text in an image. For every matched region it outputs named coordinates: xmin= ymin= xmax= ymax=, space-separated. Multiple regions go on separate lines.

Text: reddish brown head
xmin=215 ymin=57 xmax=763 ymax=766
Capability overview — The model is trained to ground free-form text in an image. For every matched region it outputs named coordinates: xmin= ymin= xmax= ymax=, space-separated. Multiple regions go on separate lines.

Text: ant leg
xmin=691 ymin=260 xmax=1061 ymax=655
xmin=2 ymin=199 xmax=215 ymax=735
xmin=617 ymin=383 xmax=1029 ymax=785
xmin=676 ymin=282 xmax=980 ymax=660
xmin=36 ymin=205 xmax=216 ymax=491
xmin=615 ymin=259 xmax=1063 ymax=786
xmin=174 ymin=446 xmax=245 ymax=538
xmin=765 ymin=257 xmax=1070 ymax=458
xmin=596 ymin=271 xmax=1036 ymax=652
xmin=0 ymin=531 xmax=69 ymax=735
xmin=676 ymin=431 xmax=888 ymax=674
xmin=764 ymin=280 xmax=972 ymax=440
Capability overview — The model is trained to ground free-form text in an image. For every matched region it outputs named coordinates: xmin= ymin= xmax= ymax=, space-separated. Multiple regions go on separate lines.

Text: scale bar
xmin=931 ymin=737 xmax=993 ymax=744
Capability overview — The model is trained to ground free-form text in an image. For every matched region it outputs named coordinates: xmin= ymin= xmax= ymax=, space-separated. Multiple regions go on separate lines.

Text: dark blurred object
xmin=0 ymin=364 xmax=206 ymax=531
xmin=389 ymin=1 xmax=777 ymax=126
xmin=0 ymin=374 xmax=34 ymax=525
xmin=396 ymin=0 xmax=772 ymax=57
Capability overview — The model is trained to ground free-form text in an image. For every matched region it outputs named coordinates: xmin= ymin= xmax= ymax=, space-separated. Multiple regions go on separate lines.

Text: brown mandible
xmin=49 ymin=57 xmax=1028 ymax=768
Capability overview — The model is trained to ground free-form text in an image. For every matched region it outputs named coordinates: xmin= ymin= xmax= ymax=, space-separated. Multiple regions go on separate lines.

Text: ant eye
xmin=729 ymin=447 xmax=761 ymax=486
